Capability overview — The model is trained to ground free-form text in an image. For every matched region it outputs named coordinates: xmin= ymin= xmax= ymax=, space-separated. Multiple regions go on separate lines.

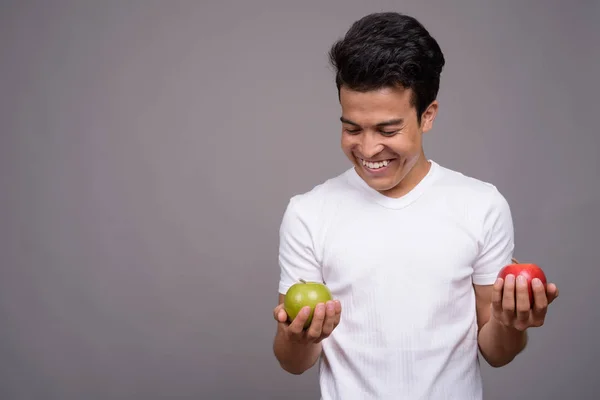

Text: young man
xmin=272 ymin=12 xmax=559 ymax=399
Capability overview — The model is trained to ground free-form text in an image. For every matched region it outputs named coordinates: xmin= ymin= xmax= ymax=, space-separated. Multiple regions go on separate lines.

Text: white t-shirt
xmin=277 ymin=160 xmax=515 ymax=400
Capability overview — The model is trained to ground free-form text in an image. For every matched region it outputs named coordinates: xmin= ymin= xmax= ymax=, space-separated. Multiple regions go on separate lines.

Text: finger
xmin=288 ymin=307 xmax=311 ymax=336
xmin=306 ymin=303 xmax=327 ymax=341
xmin=277 ymin=309 xmax=288 ymax=323
xmin=532 ymin=278 xmax=549 ymax=320
xmin=333 ymin=300 xmax=342 ymax=327
xmin=273 ymin=304 xmax=286 ymax=323
xmin=491 ymin=278 xmax=504 ymax=313
xmin=502 ymin=274 xmax=516 ymax=313
xmin=546 ymin=283 xmax=559 ymax=304
xmin=273 ymin=304 xmax=281 ymax=320
xmin=319 ymin=301 xmax=337 ymax=338
xmin=515 ymin=276 xmax=531 ymax=329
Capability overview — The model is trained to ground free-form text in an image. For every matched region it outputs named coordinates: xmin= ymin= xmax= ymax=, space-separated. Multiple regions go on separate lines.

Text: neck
xmin=380 ymin=154 xmax=431 ymax=198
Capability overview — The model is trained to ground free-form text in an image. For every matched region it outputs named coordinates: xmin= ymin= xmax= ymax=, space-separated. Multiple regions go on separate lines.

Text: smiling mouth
xmin=360 ymin=158 xmax=392 ymax=170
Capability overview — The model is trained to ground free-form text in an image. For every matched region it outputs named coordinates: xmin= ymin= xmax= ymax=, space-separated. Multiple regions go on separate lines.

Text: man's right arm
xmin=273 ymin=293 xmax=341 ymax=375
xmin=274 ymin=197 xmax=342 ymax=374
xmin=273 ymin=294 xmax=322 ymax=374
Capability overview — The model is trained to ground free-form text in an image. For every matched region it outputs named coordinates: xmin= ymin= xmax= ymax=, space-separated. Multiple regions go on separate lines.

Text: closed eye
xmin=380 ymin=130 xmax=400 ymax=136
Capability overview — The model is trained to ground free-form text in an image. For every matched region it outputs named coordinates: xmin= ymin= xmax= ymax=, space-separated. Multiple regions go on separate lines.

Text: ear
xmin=420 ymin=100 xmax=439 ymax=133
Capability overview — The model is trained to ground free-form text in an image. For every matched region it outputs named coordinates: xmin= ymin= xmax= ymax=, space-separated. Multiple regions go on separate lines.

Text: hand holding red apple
xmin=273 ymin=279 xmax=342 ymax=344
xmin=491 ymin=258 xmax=559 ymax=331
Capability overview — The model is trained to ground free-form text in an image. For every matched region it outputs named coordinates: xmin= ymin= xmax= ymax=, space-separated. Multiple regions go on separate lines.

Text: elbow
xmin=485 ymin=358 xmax=513 ymax=368
xmin=479 ymin=348 xmax=519 ymax=368
xmin=278 ymin=361 xmax=309 ymax=375
xmin=274 ymin=351 xmax=315 ymax=375
xmin=481 ymin=348 xmax=522 ymax=368
xmin=273 ymin=348 xmax=309 ymax=375
xmin=285 ymin=366 xmax=307 ymax=375
xmin=272 ymin=332 xmax=320 ymax=375
xmin=478 ymin=330 xmax=528 ymax=368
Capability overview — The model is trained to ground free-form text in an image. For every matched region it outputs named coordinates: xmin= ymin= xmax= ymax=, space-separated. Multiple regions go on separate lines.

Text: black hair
xmin=329 ymin=12 xmax=445 ymax=124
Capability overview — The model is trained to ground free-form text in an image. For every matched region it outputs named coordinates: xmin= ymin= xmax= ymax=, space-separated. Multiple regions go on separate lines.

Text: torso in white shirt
xmin=278 ymin=160 xmax=514 ymax=400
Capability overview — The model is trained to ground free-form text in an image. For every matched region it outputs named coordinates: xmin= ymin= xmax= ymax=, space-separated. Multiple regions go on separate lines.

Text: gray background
xmin=1 ymin=1 xmax=598 ymax=399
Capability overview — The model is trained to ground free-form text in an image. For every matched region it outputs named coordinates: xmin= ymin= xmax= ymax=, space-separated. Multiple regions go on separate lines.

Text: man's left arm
xmin=474 ymin=278 xmax=558 ymax=367
xmin=471 ymin=187 xmax=559 ymax=368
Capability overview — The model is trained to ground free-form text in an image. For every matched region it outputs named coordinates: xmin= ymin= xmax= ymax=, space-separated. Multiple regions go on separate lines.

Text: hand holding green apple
xmin=273 ymin=279 xmax=342 ymax=343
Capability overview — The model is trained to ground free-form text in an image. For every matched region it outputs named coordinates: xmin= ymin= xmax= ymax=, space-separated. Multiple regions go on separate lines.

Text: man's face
xmin=339 ymin=85 xmax=438 ymax=198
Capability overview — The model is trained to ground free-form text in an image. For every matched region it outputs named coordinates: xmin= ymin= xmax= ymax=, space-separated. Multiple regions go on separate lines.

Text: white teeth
xmin=362 ymin=159 xmax=390 ymax=169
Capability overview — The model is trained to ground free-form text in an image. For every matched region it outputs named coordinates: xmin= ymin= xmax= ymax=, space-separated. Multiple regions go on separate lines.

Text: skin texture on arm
xmin=273 ymin=293 xmax=322 ymax=374
xmin=475 ymin=283 xmax=527 ymax=367
xmin=273 ymin=293 xmax=342 ymax=375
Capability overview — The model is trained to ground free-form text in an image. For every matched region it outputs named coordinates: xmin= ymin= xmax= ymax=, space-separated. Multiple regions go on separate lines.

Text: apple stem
xmin=299 ymin=279 xmax=306 ymax=284
xmin=512 ymin=257 xmax=520 ymax=264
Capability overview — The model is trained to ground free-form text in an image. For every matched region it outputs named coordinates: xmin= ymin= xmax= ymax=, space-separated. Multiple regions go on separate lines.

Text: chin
xmin=356 ymin=167 xmax=401 ymax=191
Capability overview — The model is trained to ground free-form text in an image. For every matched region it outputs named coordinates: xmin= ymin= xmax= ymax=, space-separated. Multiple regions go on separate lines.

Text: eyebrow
xmin=340 ymin=117 xmax=404 ymax=127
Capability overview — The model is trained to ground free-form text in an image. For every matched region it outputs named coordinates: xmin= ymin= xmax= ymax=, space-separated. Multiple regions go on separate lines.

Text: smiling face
xmin=339 ymin=85 xmax=438 ymax=198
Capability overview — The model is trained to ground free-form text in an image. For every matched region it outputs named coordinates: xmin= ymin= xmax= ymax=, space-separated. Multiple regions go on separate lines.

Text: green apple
xmin=284 ymin=279 xmax=333 ymax=329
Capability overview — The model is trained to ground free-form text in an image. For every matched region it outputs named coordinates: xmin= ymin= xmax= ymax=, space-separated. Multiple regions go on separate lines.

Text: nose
xmin=358 ymin=131 xmax=384 ymax=159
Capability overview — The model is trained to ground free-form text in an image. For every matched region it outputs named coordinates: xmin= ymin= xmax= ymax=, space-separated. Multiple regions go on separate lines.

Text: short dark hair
xmin=329 ymin=12 xmax=445 ymax=123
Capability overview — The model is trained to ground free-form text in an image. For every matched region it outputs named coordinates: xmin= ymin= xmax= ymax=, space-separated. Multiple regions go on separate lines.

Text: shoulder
xmin=282 ymin=168 xmax=356 ymax=223
xmin=429 ymin=162 xmax=514 ymax=244
xmin=433 ymin=162 xmax=510 ymax=212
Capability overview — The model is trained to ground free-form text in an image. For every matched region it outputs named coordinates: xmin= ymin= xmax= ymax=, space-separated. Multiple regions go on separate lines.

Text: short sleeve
xmin=472 ymin=187 xmax=515 ymax=285
xmin=278 ymin=197 xmax=323 ymax=295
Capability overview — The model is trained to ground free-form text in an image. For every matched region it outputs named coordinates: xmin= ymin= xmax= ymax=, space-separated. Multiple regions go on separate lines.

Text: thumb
xmin=273 ymin=304 xmax=286 ymax=322
xmin=277 ymin=308 xmax=288 ymax=323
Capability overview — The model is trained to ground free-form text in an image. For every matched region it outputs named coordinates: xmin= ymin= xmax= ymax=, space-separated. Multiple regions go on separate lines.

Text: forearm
xmin=478 ymin=316 xmax=528 ymax=367
xmin=273 ymin=326 xmax=322 ymax=374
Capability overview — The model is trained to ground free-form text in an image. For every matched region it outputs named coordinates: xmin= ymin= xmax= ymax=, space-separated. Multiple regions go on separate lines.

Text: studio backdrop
xmin=1 ymin=1 xmax=598 ymax=399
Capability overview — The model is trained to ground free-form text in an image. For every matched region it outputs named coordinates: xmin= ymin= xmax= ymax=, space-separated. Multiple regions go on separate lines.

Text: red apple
xmin=497 ymin=258 xmax=547 ymax=307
